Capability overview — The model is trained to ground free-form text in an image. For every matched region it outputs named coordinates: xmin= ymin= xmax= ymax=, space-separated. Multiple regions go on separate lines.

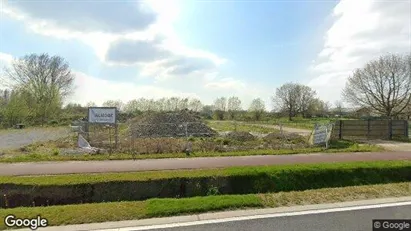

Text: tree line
xmin=0 ymin=52 xmax=410 ymax=127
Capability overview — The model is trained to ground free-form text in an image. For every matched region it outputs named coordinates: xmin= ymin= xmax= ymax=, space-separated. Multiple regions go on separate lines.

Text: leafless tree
xmin=3 ymin=53 xmax=75 ymax=98
xmin=85 ymin=101 xmax=97 ymax=108
xmin=274 ymin=83 xmax=315 ymax=120
xmin=188 ymin=98 xmax=203 ymax=112
xmin=334 ymin=100 xmax=344 ymax=116
xmin=227 ymin=96 xmax=242 ymax=119
xmin=213 ymin=97 xmax=227 ymax=120
xmin=248 ymin=98 xmax=265 ymax=121
xmin=2 ymin=53 xmax=75 ymax=124
xmin=102 ymin=100 xmax=124 ymax=111
xmin=342 ymin=53 xmax=411 ymax=117
xmin=298 ymin=85 xmax=316 ymax=118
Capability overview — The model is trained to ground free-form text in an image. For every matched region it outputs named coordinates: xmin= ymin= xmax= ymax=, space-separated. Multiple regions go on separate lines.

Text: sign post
xmin=312 ymin=123 xmax=333 ymax=149
xmin=87 ymin=107 xmax=118 ymax=149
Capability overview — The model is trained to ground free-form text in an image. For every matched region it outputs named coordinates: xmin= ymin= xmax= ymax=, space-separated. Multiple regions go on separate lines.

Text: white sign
xmin=313 ymin=124 xmax=333 ymax=146
xmin=88 ymin=107 xmax=117 ymax=124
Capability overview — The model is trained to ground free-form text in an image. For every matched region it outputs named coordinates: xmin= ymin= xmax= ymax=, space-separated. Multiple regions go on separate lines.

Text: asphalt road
xmin=147 ymin=204 xmax=411 ymax=231
xmin=1 ymin=151 xmax=410 ymax=176
xmin=0 ymin=127 xmax=70 ymax=151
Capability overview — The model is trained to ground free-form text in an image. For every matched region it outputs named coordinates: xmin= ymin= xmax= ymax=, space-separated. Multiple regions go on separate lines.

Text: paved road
xmin=1 ymin=151 xmax=410 ymax=176
xmin=147 ymin=204 xmax=411 ymax=231
xmin=0 ymin=127 xmax=70 ymax=151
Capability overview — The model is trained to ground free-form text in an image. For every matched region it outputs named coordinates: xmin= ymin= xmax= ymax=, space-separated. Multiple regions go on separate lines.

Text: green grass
xmin=1 ymin=160 xmax=408 ymax=186
xmin=206 ymin=120 xmax=279 ymax=133
xmin=1 ymin=182 xmax=410 ymax=229
xmin=0 ymin=140 xmax=382 ymax=163
xmin=147 ymin=194 xmax=262 ymax=217
xmin=246 ymin=117 xmax=355 ymax=130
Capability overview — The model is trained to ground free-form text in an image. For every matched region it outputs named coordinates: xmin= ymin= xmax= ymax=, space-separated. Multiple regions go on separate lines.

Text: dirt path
xmin=0 ymin=127 xmax=71 ymax=151
xmin=248 ymin=123 xmax=312 ymax=136
xmin=359 ymin=139 xmax=411 ymax=152
xmin=1 ymin=151 xmax=410 ymax=176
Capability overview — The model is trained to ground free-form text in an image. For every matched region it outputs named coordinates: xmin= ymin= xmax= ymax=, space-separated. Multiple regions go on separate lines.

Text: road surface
xmin=143 ymin=204 xmax=411 ymax=231
xmin=0 ymin=127 xmax=70 ymax=151
xmin=1 ymin=151 xmax=410 ymax=176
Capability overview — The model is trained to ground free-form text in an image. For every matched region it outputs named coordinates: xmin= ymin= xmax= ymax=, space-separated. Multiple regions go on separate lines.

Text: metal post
xmin=115 ymin=123 xmax=119 ymax=150
xmin=388 ymin=120 xmax=393 ymax=140
xmin=339 ymin=120 xmax=343 ymax=140
xmin=367 ymin=119 xmax=371 ymax=139
xmin=325 ymin=126 xmax=329 ymax=149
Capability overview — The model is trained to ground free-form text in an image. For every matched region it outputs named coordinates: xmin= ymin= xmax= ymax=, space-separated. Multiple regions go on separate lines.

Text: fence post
xmin=405 ymin=120 xmax=409 ymax=138
xmin=367 ymin=119 xmax=371 ymax=139
xmin=388 ymin=120 xmax=393 ymax=140
xmin=339 ymin=120 xmax=343 ymax=140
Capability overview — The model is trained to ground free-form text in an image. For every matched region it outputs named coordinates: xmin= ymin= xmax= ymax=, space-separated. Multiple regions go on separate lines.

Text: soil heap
xmin=226 ymin=131 xmax=256 ymax=142
xmin=129 ymin=110 xmax=217 ymax=138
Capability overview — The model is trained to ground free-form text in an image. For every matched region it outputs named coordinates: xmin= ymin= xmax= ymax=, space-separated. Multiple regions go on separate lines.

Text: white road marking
xmin=95 ymin=201 xmax=411 ymax=231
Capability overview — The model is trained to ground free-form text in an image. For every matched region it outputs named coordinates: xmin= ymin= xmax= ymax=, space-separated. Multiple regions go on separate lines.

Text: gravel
xmin=0 ymin=127 xmax=71 ymax=151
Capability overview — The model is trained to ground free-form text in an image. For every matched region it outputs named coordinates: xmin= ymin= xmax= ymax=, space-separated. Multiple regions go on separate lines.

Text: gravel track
xmin=0 ymin=127 xmax=71 ymax=150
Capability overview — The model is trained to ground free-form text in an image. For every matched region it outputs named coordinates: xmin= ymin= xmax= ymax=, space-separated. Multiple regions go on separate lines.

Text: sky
xmin=0 ymin=0 xmax=410 ymax=110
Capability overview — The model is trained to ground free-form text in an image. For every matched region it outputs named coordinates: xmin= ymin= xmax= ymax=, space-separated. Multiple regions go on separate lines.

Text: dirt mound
xmin=263 ymin=132 xmax=307 ymax=144
xmin=226 ymin=131 xmax=256 ymax=142
xmin=130 ymin=110 xmax=217 ymax=138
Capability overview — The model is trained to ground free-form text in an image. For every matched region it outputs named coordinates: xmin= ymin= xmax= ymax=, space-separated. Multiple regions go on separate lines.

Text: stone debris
xmin=226 ymin=131 xmax=256 ymax=142
xmin=129 ymin=110 xmax=218 ymax=138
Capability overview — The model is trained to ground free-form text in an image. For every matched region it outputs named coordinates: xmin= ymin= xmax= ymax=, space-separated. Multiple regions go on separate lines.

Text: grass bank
xmin=2 ymin=161 xmax=410 ymax=208
xmin=0 ymin=140 xmax=382 ymax=163
xmin=206 ymin=121 xmax=279 ymax=133
xmin=1 ymin=182 xmax=410 ymax=229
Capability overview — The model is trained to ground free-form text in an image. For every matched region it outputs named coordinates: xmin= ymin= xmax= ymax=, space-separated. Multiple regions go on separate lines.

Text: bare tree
xmin=3 ymin=53 xmax=74 ymax=98
xmin=85 ymin=101 xmax=97 ymax=107
xmin=227 ymin=96 xmax=242 ymax=119
xmin=102 ymin=100 xmax=124 ymax=111
xmin=342 ymin=53 xmax=411 ymax=117
xmin=298 ymin=85 xmax=316 ymax=118
xmin=2 ymin=53 xmax=75 ymax=124
xmin=334 ymin=100 xmax=344 ymax=116
xmin=273 ymin=83 xmax=301 ymax=121
xmin=213 ymin=97 xmax=227 ymax=120
xmin=248 ymin=98 xmax=265 ymax=121
xmin=188 ymin=98 xmax=203 ymax=112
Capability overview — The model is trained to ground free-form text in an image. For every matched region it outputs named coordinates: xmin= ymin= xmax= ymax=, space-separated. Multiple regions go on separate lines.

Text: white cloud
xmin=0 ymin=0 xmax=226 ymax=81
xmin=204 ymin=78 xmax=246 ymax=90
xmin=0 ymin=52 xmax=13 ymax=66
xmin=308 ymin=0 xmax=411 ymax=103
xmin=68 ymin=71 xmax=199 ymax=107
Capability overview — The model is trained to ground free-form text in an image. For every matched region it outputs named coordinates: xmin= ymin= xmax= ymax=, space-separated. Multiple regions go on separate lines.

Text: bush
xmin=48 ymin=120 xmax=59 ymax=126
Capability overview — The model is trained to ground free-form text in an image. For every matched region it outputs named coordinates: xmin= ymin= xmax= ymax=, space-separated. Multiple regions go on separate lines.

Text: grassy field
xmin=1 ymin=160 xmax=408 ymax=186
xmin=206 ymin=117 xmax=351 ymax=131
xmin=0 ymin=139 xmax=382 ymax=163
xmin=1 ymin=182 xmax=410 ymax=229
xmin=206 ymin=120 xmax=280 ymax=133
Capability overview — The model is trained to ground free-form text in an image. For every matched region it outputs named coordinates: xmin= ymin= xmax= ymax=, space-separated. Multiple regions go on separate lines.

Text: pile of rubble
xmin=129 ymin=110 xmax=217 ymax=138
xmin=226 ymin=131 xmax=256 ymax=142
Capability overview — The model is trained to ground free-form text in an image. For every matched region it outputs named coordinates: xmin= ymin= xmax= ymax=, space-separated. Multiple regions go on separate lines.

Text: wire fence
xmin=70 ymin=121 xmax=318 ymax=155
